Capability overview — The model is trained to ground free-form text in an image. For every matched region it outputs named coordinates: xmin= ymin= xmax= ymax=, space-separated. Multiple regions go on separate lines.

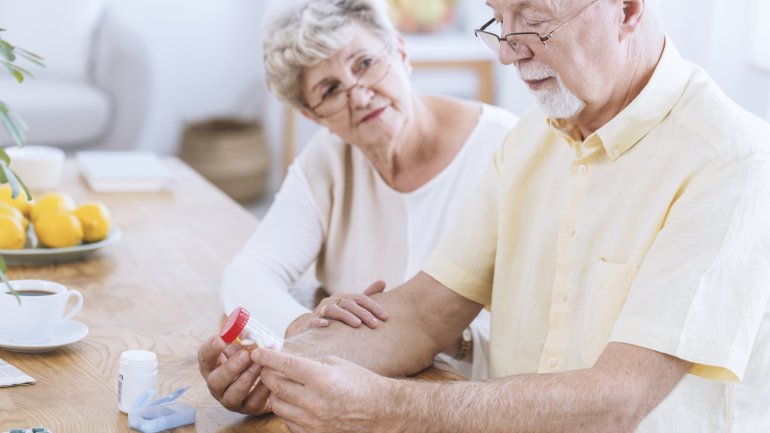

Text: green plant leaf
xmin=12 ymin=168 xmax=32 ymax=201
xmin=0 ymin=159 xmax=23 ymax=198
xmin=0 ymin=257 xmax=21 ymax=305
xmin=2 ymin=61 xmax=24 ymax=83
xmin=0 ymin=106 xmax=26 ymax=146
xmin=7 ymin=106 xmax=28 ymax=133
xmin=16 ymin=48 xmax=45 ymax=65
xmin=0 ymin=41 xmax=15 ymax=62
xmin=7 ymin=62 xmax=33 ymax=79
xmin=0 ymin=146 xmax=10 ymax=165
xmin=10 ymin=68 xmax=23 ymax=82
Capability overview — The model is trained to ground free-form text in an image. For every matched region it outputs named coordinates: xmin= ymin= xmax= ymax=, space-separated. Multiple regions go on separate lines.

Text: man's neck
xmin=573 ymin=32 xmax=666 ymax=139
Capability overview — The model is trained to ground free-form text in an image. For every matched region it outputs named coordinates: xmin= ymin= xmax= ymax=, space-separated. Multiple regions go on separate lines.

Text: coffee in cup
xmin=0 ymin=280 xmax=84 ymax=343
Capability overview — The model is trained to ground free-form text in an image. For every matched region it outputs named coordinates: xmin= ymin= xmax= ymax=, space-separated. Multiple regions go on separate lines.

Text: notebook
xmin=76 ymin=151 xmax=176 ymax=193
xmin=0 ymin=357 xmax=36 ymax=387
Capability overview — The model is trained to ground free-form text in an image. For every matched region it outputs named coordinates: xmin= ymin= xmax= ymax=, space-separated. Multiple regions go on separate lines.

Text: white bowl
xmin=6 ymin=145 xmax=65 ymax=191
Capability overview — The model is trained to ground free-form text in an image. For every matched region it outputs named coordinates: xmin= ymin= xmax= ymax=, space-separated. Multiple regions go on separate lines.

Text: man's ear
xmin=619 ymin=0 xmax=645 ymax=40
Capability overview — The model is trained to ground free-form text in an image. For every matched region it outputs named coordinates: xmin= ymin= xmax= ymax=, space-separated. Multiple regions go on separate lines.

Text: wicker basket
xmin=179 ymin=118 xmax=270 ymax=203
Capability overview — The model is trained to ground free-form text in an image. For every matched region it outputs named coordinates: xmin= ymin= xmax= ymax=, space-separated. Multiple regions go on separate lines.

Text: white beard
xmin=517 ymin=61 xmax=585 ymax=119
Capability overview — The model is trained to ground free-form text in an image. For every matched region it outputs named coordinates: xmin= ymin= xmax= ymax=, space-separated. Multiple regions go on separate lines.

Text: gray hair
xmin=263 ymin=0 xmax=397 ymax=109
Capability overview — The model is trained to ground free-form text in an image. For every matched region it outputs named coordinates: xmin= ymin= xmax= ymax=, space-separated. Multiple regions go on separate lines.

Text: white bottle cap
xmin=120 ymin=350 xmax=158 ymax=375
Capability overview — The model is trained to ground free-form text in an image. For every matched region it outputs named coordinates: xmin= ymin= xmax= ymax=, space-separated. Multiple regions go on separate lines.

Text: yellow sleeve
xmin=422 ymin=145 xmax=504 ymax=308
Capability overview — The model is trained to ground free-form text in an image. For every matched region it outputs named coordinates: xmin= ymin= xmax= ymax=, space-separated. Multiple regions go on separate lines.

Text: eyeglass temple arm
xmin=477 ymin=18 xmax=496 ymax=33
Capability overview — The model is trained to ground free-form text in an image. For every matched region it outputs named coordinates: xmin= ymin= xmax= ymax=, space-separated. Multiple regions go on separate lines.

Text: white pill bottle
xmin=118 ymin=349 xmax=158 ymax=413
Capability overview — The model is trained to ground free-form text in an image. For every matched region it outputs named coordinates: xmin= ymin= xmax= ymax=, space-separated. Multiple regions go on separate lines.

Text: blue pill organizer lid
xmin=128 ymin=387 xmax=196 ymax=433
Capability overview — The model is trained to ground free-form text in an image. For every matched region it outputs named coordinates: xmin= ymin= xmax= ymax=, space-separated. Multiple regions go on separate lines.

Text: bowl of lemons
xmin=0 ymin=185 xmax=121 ymax=264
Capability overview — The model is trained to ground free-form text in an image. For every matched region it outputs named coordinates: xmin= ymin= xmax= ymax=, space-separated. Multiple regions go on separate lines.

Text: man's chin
xmin=533 ymin=96 xmax=585 ymax=120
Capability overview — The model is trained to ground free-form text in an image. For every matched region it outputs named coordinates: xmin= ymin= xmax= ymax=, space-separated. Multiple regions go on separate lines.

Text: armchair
xmin=0 ymin=0 xmax=149 ymax=150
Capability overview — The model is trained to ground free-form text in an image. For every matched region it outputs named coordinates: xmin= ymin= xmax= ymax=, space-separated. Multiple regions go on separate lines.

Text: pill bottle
xmin=118 ymin=349 xmax=158 ymax=413
xmin=220 ymin=307 xmax=283 ymax=351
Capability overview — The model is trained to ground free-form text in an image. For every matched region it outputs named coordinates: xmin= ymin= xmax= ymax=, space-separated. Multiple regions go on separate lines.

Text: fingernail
xmin=319 ymin=319 xmax=329 ymax=327
xmin=369 ymin=319 xmax=379 ymax=327
xmin=238 ymin=351 xmax=249 ymax=363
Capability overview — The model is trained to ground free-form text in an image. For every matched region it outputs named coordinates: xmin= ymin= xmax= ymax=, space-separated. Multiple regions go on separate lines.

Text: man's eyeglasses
xmin=474 ymin=0 xmax=601 ymax=55
xmin=306 ymin=51 xmax=392 ymax=118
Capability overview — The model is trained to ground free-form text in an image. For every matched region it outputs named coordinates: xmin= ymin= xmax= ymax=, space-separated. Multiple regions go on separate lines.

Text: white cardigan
xmin=222 ymin=103 xmax=517 ymax=379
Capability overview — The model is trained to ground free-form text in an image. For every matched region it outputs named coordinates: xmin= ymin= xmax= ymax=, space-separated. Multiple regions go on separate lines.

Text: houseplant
xmin=0 ymin=27 xmax=44 ymax=302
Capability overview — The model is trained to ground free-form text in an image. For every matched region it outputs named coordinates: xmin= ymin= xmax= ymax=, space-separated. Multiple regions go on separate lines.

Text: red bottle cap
xmin=220 ymin=307 xmax=250 ymax=343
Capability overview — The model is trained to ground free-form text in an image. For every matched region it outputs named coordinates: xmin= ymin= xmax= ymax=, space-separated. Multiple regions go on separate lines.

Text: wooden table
xmin=0 ymin=158 xmax=464 ymax=432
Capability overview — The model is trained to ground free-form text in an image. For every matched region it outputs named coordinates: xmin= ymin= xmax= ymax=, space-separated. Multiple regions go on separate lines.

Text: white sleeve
xmin=221 ymin=162 xmax=324 ymax=337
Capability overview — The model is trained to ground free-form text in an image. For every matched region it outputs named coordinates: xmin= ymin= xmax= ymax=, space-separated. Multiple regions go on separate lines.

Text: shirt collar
xmin=547 ymin=36 xmax=692 ymax=161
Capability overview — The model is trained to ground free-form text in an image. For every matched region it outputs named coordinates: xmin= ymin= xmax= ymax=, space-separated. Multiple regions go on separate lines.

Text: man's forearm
xmin=386 ymin=343 xmax=691 ymax=433
xmin=284 ymin=272 xmax=480 ymax=377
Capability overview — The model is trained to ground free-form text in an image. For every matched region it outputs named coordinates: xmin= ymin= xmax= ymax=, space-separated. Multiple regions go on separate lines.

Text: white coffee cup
xmin=0 ymin=280 xmax=84 ymax=343
xmin=5 ymin=145 xmax=65 ymax=191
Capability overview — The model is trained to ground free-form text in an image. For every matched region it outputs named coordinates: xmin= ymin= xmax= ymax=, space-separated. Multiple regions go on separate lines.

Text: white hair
xmin=517 ymin=61 xmax=585 ymax=119
xmin=262 ymin=0 xmax=396 ymax=109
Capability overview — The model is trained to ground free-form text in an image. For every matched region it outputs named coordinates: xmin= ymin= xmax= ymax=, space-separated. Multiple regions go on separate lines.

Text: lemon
xmin=30 ymin=192 xmax=75 ymax=223
xmin=0 ymin=215 xmax=26 ymax=249
xmin=34 ymin=210 xmax=83 ymax=248
xmin=0 ymin=184 xmax=33 ymax=218
xmin=0 ymin=201 xmax=28 ymax=231
xmin=73 ymin=202 xmax=111 ymax=242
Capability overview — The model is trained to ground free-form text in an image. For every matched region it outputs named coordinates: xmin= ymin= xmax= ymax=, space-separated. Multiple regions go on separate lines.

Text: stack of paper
xmin=0 ymin=357 xmax=36 ymax=387
xmin=76 ymin=151 xmax=175 ymax=193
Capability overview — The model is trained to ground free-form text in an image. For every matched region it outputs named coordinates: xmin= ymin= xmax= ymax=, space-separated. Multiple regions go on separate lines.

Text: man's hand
xmin=253 ymin=348 xmax=400 ymax=433
xmin=197 ymin=335 xmax=272 ymax=416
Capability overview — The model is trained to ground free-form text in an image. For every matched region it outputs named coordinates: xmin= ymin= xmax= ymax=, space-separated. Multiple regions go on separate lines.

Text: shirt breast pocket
xmin=579 ymin=257 xmax=640 ymax=363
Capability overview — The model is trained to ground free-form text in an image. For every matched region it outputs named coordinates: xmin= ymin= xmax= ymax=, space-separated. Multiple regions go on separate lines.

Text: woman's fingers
xmin=206 ymin=350 xmax=252 ymax=402
xmin=363 ymin=280 xmax=386 ymax=296
xmin=323 ymin=299 xmax=364 ymax=327
xmin=310 ymin=316 xmax=330 ymax=327
xmin=352 ymin=294 xmax=389 ymax=321
xmin=242 ymin=379 xmax=273 ymax=416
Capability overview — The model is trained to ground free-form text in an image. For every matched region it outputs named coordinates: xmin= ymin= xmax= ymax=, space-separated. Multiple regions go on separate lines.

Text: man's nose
xmin=498 ymin=40 xmax=532 ymax=65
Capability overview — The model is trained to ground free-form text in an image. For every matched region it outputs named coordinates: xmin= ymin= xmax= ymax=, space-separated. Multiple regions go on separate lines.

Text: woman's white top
xmin=222 ymin=103 xmax=517 ymax=379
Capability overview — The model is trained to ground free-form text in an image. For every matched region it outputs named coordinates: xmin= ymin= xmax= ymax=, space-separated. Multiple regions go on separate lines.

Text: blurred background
xmin=1 ymin=0 xmax=768 ymax=215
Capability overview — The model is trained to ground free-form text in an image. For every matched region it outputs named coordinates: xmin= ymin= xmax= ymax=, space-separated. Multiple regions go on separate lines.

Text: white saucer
xmin=0 ymin=320 xmax=89 ymax=353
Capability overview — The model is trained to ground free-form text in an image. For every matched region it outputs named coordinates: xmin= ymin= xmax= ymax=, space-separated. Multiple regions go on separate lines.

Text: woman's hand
xmin=197 ymin=335 xmax=273 ymax=416
xmin=314 ymin=280 xmax=389 ymax=328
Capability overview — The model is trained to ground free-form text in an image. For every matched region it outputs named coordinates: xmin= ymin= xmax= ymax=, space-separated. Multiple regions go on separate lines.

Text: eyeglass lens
xmin=313 ymin=55 xmax=390 ymax=117
xmin=476 ymin=29 xmax=543 ymax=55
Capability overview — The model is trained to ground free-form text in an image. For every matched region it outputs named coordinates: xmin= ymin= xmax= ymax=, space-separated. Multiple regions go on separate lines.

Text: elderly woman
xmin=199 ymin=0 xmax=516 ymax=415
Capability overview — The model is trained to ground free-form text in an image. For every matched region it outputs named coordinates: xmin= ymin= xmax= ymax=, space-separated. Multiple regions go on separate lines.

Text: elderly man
xmin=199 ymin=0 xmax=770 ymax=431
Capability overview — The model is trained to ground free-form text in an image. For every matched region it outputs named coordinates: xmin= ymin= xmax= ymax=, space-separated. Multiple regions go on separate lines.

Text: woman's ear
xmin=299 ymin=108 xmax=321 ymax=124
xmin=394 ymin=32 xmax=412 ymax=75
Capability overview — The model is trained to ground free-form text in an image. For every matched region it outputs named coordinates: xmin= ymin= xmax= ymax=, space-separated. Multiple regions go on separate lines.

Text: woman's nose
xmin=348 ymin=84 xmax=375 ymax=108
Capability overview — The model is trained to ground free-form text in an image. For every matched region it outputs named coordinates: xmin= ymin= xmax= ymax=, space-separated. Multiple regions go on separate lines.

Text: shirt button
xmin=611 ymin=145 xmax=621 ymax=157
xmin=559 ymin=293 xmax=569 ymax=303
xmin=577 ymin=164 xmax=587 ymax=175
xmin=565 ymin=226 xmax=575 ymax=237
xmin=548 ymin=357 xmax=558 ymax=367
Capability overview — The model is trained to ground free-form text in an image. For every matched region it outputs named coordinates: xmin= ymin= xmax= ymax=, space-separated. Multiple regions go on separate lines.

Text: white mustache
xmin=517 ymin=62 xmax=557 ymax=81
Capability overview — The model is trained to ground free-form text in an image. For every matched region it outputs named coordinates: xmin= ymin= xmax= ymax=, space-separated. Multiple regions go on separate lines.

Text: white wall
xmin=105 ymin=0 xmax=769 ymax=185
xmin=107 ymin=0 xmax=268 ymax=155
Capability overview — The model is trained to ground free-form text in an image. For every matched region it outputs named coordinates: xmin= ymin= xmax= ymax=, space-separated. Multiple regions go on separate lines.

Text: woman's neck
xmin=368 ymin=95 xmax=475 ymax=193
